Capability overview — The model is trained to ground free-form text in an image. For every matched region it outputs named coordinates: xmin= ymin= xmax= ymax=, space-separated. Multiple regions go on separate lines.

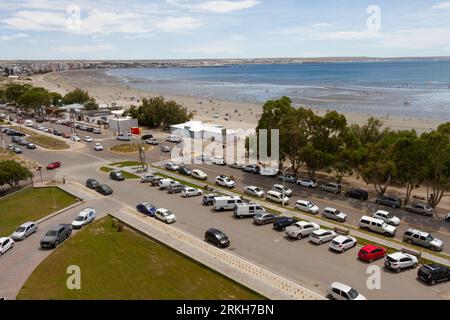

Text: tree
xmin=0 ymin=160 xmax=33 ymax=189
xmin=0 ymin=89 xmax=6 ymax=103
xmin=83 ymin=99 xmax=99 ymax=111
xmin=5 ymin=83 xmax=31 ymax=102
xmin=17 ymin=87 xmax=51 ymax=113
xmin=62 ymin=88 xmax=91 ymax=105
xmin=49 ymin=92 xmax=62 ymax=106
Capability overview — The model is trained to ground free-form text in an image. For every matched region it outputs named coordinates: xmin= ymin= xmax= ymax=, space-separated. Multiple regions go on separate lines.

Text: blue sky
xmin=1 ymin=0 xmax=450 ymax=59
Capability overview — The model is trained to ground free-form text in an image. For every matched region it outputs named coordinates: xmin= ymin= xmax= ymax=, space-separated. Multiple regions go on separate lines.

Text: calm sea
xmin=106 ymin=60 xmax=450 ymax=120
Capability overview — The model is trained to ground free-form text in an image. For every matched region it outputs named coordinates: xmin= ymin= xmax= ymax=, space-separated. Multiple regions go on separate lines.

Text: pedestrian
xmin=62 ymin=177 xmax=66 ymax=185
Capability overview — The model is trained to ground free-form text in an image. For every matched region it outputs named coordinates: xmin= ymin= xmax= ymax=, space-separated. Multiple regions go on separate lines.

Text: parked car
xmin=94 ymin=143 xmax=103 ymax=151
xmin=181 ymin=187 xmax=203 ymax=198
xmin=71 ymin=135 xmax=81 ymax=142
xmin=165 ymin=162 xmax=180 ymax=171
xmin=345 ymin=188 xmax=369 ymax=200
xmin=309 ymin=229 xmax=336 ymax=245
xmin=259 ymin=168 xmax=278 ymax=177
xmin=117 ymin=133 xmax=131 ymax=141
xmin=178 ymin=166 xmax=192 ymax=176
xmin=46 ymin=161 xmax=61 ymax=170
xmin=417 ymin=264 xmax=450 ymax=285
xmin=271 ymin=184 xmax=292 ymax=197
xmin=109 ymin=171 xmax=125 ymax=181
xmin=85 ymin=178 xmax=100 ymax=189
xmin=146 ymin=138 xmax=159 ymax=145
xmin=158 ymin=178 xmax=175 ymax=190
xmin=295 ymin=200 xmax=319 ymax=215
xmin=253 ymin=213 xmax=278 ymax=225
xmin=92 ymin=128 xmax=102 ymax=134
xmin=375 ymin=195 xmax=402 ymax=208
xmin=322 ymin=207 xmax=347 ymax=222
xmin=215 ymin=175 xmax=236 ymax=188
xmin=328 ymin=282 xmax=366 ymax=300
xmin=211 ymin=156 xmax=226 ymax=166
xmin=359 ymin=216 xmax=397 ymax=237
xmin=192 ymin=169 xmax=208 ymax=180
xmin=320 ymin=183 xmax=342 ymax=194
xmin=277 ymin=174 xmax=297 ymax=183
xmin=272 ymin=217 xmax=296 ymax=231
xmin=403 ymin=229 xmax=443 ymax=251
xmin=285 ymin=221 xmax=320 ymax=239
xmin=329 ymin=235 xmax=357 ymax=252
xmin=358 ymin=244 xmax=386 ymax=263
xmin=213 ymin=196 xmax=243 ymax=211
xmin=166 ymin=135 xmax=182 ymax=143
xmin=372 ymin=210 xmax=400 ymax=226
xmin=404 ymin=202 xmax=434 ymax=216
xmin=243 ymin=164 xmax=260 ymax=174
xmin=228 ymin=162 xmax=245 ymax=170
xmin=234 ymin=203 xmax=266 ymax=219
xmin=446 ymin=213 xmax=450 ymax=222
xmin=161 ymin=145 xmax=170 ymax=153
xmin=385 ymin=251 xmax=418 ymax=272
xmin=96 ymin=184 xmax=113 ymax=195
xmin=71 ymin=208 xmax=96 ymax=229
xmin=40 ymin=224 xmax=72 ymax=249
xmin=155 ymin=208 xmax=176 ymax=224
xmin=136 ymin=202 xmax=157 ymax=217
xmin=297 ymin=178 xmax=318 ymax=188
xmin=244 ymin=186 xmax=265 ymax=198
xmin=266 ymin=190 xmax=289 ymax=205
xmin=26 ymin=142 xmax=36 ymax=149
xmin=150 ymin=176 xmax=164 ymax=186
xmin=203 ymin=193 xmax=220 ymax=206
xmin=167 ymin=183 xmax=185 ymax=194
xmin=13 ymin=147 xmax=22 ymax=154
xmin=140 ymin=174 xmax=155 ymax=183
xmin=141 ymin=134 xmax=154 ymax=140
xmin=0 ymin=237 xmax=14 ymax=256
xmin=11 ymin=222 xmax=38 ymax=241
xmin=205 ymin=228 xmax=230 ymax=248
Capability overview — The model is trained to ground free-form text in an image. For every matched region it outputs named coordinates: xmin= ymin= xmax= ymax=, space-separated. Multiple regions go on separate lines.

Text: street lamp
xmin=282 ymin=164 xmax=293 ymax=207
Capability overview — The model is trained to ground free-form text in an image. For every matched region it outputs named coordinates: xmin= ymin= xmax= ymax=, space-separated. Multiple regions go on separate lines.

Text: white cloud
xmin=0 ymin=33 xmax=28 ymax=41
xmin=51 ymin=44 xmax=116 ymax=53
xmin=154 ymin=16 xmax=203 ymax=32
xmin=432 ymin=2 xmax=450 ymax=10
xmin=196 ymin=0 xmax=260 ymax=13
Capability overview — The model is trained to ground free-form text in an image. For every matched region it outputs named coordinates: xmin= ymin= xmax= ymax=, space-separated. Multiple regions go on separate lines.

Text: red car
xmin=358 ymin=244 xmax=386 ymax=263
xmin=47 ymin=161 xmax=61 ymax=170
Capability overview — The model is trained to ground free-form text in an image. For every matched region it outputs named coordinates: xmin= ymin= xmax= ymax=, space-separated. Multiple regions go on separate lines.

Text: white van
xmin=234 ymin=203 xmax=266 ymax=218
xmin=359 ymin=216 xmax=396 ymax=237
xmin=266 ymin=190 xmax=289 ymax=205
xmin=72 ymin=208 xmax=96 ymax=229
xmin=213 ymin=196 xmax=243 ymax=211
xmin=117 ymin=133 xmax=131 ymax=141
xmin=24 ymin=119 xmax=34 ymax=127
xmin=158 ymin=178 xmax=175 ymax=190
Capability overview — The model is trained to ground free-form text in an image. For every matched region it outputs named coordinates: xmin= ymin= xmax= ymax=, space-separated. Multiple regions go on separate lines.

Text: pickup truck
xmin=285 ymin=221 xmax=320 ymax=239
xmin=40 ymin=224 xmax=72 ymax=249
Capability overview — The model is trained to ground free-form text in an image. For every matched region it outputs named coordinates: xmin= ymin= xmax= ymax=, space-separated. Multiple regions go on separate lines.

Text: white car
xmin=328 ymin=282 xmax=366 ymax=300
xmin=140 ymin=174 xmax=155 ymax=183
xmin=322 ymin=207 xmax=347 ymax=223
xmin=71 ymin=135 xmax=81 ymax=142
xmin=272 ymin=184 xmax=293 ymax=197
xmin=182 ymin=187 xmax=203 ymax=198
xmin=309 ymin=229 xmax=336 ymax=245
xmin=192 ymin=169 xmax=208 ymax=180
xmin=278 ymin=174 xmax=297 ymax=183
xmin=94 ymin=143 xmax=103 ymax=151
xmin=71 ymin=208 xmax=96 ymax=229
xmin=11 ymin=222 xmax=38 ymax=241
xmin=84 ymin=136 xmax=93 ymax=142
xmin=244 ymin=186 xmax=265 ymax=198
xmin=211 ymin=156 xmax=226 ymax=165
xmin=146 ymin=138 xmax=159 ymax=145
xmin=384 ymin=251 xmax=418 ymax=272
xmin=165 ymin=162 xmax=180 ymax=171
xmin=372 ymin=210 xmax=400 ymax=226
xmin=0 ymin=237 xmax=14 ymax=256
xmin=215 ymin=175 xmax=236 ymax=188
xmin=295 ymin=200 xmax=319 ymax=215
xmin=166 ymin=135 xmax=182 ymax=143
xmin=285 ymin=221 xmax=320 ymax=239
xmin=266 ymin=190 xmax=289 ymax=205
xmin=329 ymin=235 xmax=357 ymax=252
xmin=155 ymin=208 xmax=176 ymax=224
xmin=297 ymin=178 xmax=318 ymax=188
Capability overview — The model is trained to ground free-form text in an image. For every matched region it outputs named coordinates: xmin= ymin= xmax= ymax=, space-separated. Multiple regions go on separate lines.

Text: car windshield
xmin=387 ymin=212 xmax=394 ymax=218
xmin=75 ymin=216 xmax=85 ymax=221
xmin=307 ymin=203 xmax=313 ymax=208
xmin=46 ymin=230 xmax=57 ymax=236
xmin=347 ymin=288 xmax=359 ymax=299
xmin=161 ymin=211 xmax=172 ymax=217
xmin=16 ymin=227 xmax=26 ymax=233
xmin=426 ymin=235 xmax=434 ymax=242
xmin=216 ymin=233 xmax=227 ymax=240
xmin=382 ymin=223 xmax=389 ymax=228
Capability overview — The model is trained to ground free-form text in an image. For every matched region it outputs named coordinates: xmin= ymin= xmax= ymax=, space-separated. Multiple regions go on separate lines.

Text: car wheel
xmin=395 ymin=267 xmax=401 ymax=273
xmin=406 ymin=239 xmax=413 ymax=244
xmin=430 ymin=279 xmax=436 ymax=285
xmin=413 ymin=263 xmax=418 ymax=268
xmin=319 ymin=240 xmax=323 ymax=245
xmin=54 ymin=240 xmax=60 ymax=248
xmin=297 ymin=234 xmax=303 ymax=240
xmin=369 ymin=259 xmax=373 ymax=263
xmin=430 ymin=246 xmax=437 ymax=251
xmin=11 ymin=243 xmax=14 ymax=248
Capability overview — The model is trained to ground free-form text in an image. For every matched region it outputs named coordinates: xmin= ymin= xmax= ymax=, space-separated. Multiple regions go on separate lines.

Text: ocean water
xmin=106 ymin=61 xmax=450 ymax=120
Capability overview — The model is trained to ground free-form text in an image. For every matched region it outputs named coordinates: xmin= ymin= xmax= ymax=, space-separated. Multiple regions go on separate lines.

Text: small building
xmin=108 ymin=116 xmax=139 ymax=134
xmin=170 ymin=121 xmax=239 ymax=142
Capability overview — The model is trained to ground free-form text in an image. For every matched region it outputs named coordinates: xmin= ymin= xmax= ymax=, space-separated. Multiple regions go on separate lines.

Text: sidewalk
xmin=110 ymin=208 xmax=325 ymax=300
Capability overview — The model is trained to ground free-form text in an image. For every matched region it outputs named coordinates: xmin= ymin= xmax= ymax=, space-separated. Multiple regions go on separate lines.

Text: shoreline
xmin=29 ymin=69 xmax=445 ymax=133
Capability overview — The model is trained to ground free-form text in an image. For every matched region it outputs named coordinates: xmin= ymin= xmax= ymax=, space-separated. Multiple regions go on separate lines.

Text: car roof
xmin=388 ymin=252 xmax=408 ymax=259
xmin=0 ymin=237 xmax=11 ymax=242
xmin=296 ymin=200 xmax=311 ymax=205
xmin=361 ymin=244 xmax=381 ymax=252
xmin=19 ymin=221 xmax=36 ymax=228
xmin=333 ymin=235 xmax=350 ymax=242
xmin=80 ymin=208 xmax=94 ymax=215
xmin=314 ymin=229 xmax=332 ymax=235
xmin=406 ymin=228 xmax=429 ymax=236
xmin=324 ymin=207 xmax=338 ymax=212
xmin=375 ymin=210 xmax=390 ymax=215
xmin=330 ymin=282 xmax=352 ymax=292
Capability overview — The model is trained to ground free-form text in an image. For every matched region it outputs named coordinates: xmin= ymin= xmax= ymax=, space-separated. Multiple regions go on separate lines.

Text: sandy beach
xmin=29 ymin=69 xmax=445 ymax=133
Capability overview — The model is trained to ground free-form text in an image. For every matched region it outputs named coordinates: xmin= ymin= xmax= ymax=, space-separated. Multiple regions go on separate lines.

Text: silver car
xmin=404 ymin=202 xmax=434 ymax=216
xmin=11 ymin=222 xmax=38 ymax=241
xmin=253 ymin=213 xmax=278 ymax=225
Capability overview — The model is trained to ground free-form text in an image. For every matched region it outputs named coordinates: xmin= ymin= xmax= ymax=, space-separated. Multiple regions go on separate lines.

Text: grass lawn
xmin=12 ymin=126 xmax=69 ymax=150
xmin=109 ymin=161 xmax=143 ymax=167
xmin=0 ymin=187 xmax=79 ymax=236
xmin=100 ymin=166 xmax=140 ymax=179
xmin=100 ymin=166 xmax=114 ymax=173
xmin=17 ymin=216 xmax=265 ymax=300
xmin=110 ymin=143 xmax=151 ymax=154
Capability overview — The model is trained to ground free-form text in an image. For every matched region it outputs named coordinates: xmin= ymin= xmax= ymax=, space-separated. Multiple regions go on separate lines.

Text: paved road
xmin=7 ymin=144 xmax=450 ymax=300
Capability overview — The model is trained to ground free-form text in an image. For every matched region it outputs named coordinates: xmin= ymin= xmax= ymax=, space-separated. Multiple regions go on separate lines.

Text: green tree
xmin=5 ymin=83 xmax=31 ymax=102
xmin=17 ymin=87 xmax=51 ymax=113
xmin=0 ymin=160 xmax=33 ymax=189
xmin=83 ymin=99 xmax=99 ymax=111
xmin=49 ymin=92 xmax=62 ymax=106
xmin=62 ymin=88 xmax=91 ymax=105
xmin=0 ymin=88 xmax=6 ymax=103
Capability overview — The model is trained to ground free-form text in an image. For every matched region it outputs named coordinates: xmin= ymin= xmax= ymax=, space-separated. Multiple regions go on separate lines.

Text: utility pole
xmin=282 ymin=165 xmax=293 ymax=207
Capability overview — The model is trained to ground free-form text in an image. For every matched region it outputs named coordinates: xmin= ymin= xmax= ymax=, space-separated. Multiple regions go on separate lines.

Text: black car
xmin=205 ymin=228 xmax=230 ymax=248
xmin=109 ymin=171 xmax=125 ymax=181
xmin=141 ymin=134 xmax=154 ymax=140
xmin=52 ymin=129 xmax=63 ymax=136
xmin=96 ymin=184 xmax=113 ymax=195
xmin=26 ymin=142 xmax=36 ymax=149
xmin=86 ymin=178 xmax=100 ymax=189
xmin=273 ymin=217 xmax=296 ymax=231
xmin=7 ymin=129 xmax=25 ymax=137
xmin=85 ymin=127 xmax=94 ymax=133
xmin=178 ymin=166 xmax=193 ymax=176
xmin=345 ymin=188 xmax=369 ymax=200
xmin=417 ymin=264 xmax=450 ymax=285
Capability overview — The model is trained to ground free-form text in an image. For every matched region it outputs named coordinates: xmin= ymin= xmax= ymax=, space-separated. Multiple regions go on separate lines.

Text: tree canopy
xmin=0 ymin=160 xmax=33 ymax=189
xmin=62 ymin=88 xmax=91 ymax=105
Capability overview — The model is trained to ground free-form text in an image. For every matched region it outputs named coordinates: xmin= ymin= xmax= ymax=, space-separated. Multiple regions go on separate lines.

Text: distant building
xmin=170 ymin=121 xmax=239 ymax=141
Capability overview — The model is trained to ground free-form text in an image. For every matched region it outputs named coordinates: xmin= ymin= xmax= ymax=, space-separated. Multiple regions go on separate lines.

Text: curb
xmin=36 ymin=200 xmax=86 ymax=225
